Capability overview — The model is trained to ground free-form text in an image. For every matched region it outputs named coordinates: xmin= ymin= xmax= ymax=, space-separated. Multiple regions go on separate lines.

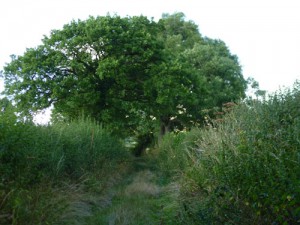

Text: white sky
xmin=1 ymin=0 xmax=300 ymax=96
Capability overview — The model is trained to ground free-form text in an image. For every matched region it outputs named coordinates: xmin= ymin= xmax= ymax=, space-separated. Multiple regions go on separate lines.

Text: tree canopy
xmin=1 ymin=13 xmax=247 ymax=138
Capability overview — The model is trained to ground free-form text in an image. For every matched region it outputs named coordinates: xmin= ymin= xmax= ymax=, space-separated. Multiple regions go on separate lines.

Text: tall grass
xmin=0 ymin=116 xmax=129 ymax=224
xmin=156 ymin=82 xmax=300 ymax=224
xmin=155 ymin=131 xmax=189 ymax=176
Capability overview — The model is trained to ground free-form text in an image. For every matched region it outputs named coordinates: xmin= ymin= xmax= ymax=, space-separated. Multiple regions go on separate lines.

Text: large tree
xmin=146 ymin=13 xmax=247 ymax=137
xmin=1 ymin=13 xmax=247 ymax=140
xmin=2 ymin=15 xmax=162 ymax=134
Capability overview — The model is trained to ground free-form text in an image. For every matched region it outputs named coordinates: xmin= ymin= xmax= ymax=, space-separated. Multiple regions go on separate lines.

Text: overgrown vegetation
xmin=0 ymin=110 xmax=130 ymax=224
xmin=0 ymin=12 xmax=299 ymax=225
xmin=155 ymin=82 xmax=300 ymax=224
xmin=1 ymin=82 xmax=299 ymax=224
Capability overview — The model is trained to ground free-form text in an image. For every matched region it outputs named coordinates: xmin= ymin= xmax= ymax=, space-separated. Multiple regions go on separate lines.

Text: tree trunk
xmin=133 ymin=133 xmax=154 ymax=157
xmin=158 ymin=116 xmax=171 ymax=144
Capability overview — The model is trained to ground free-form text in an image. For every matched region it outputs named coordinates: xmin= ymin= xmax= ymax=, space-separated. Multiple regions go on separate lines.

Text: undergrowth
xmin=156 ymin=82 xmax=300 ymax=224
xmin=1 ymin=82 xmax=299 ymax=224
xmin=0 ymin=116 xmax=130 ymax=224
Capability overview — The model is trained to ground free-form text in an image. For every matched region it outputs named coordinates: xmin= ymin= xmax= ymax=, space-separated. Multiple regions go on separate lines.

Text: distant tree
xmin=246 ymin=77 xmax=266 ymax=99
xmin=0 ymin=98 xmax=18 ymax=146
xmin=0 ymin=97 xmax=17 ymax=123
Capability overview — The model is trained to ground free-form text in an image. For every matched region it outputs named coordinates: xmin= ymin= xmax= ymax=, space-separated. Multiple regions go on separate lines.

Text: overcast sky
xmin=1 ymin=0 xmax=300 ymax=95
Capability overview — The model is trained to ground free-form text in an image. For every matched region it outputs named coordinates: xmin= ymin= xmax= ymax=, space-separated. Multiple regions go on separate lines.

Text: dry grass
xmin=124 ymin=170 xmax=160 ymax=197
xmin=59 ymin=164 xmax=131 ymax=224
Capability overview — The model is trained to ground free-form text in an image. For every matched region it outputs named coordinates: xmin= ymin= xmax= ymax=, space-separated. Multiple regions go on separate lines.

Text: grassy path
xmin=58 ymin=158 xmax=182 ymax=225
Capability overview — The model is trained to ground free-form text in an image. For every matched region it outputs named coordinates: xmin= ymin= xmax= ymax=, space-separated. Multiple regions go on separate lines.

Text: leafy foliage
xmin=2 ymin=15 xmax=161 ymax=134
xmin=150 ymin=13 xmax=247 ymax=136
xmin=2 ymin=13 xmax=247 ymax=140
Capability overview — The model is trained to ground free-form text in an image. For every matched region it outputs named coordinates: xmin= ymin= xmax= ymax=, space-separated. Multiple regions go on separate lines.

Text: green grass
xmin=0 ymin=116 xmax=130 ymax=224
xmin=84 ymin=160 xmax=184 ymax=225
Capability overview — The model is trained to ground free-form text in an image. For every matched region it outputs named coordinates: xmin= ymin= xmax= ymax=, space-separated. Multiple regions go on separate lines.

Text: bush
xmin=0 ymin=116 xmax=129 ymax=224
xmin=1 ymin=117 xmax=128 ymax=185
xmin=179 ymin=82 xmax=300 ymax=224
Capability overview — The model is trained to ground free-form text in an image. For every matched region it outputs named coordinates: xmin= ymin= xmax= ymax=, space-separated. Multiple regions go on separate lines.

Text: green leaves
xmin=182 ymin=39 xmax=247 ymax=109
xmin=2 ymin=13 xmax=247 ymax=138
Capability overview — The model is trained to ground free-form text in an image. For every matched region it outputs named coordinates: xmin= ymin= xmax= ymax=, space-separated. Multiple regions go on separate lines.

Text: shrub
xmin=180 ymin=82 xmax=300 ymax=224
xmin=0 ymin=116 xmax=129 ymax=224
xmin=1 ymin=117 xmax=128 ymax=185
